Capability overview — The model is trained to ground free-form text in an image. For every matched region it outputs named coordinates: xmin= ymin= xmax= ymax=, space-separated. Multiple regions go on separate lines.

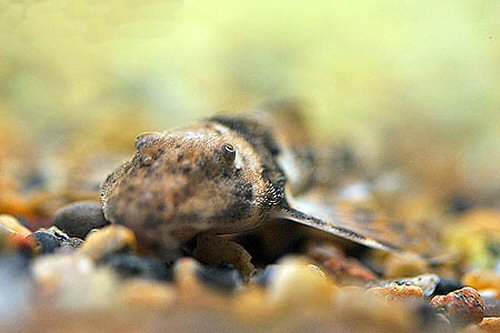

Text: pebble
xmin=306 ymin=242 xmax=376 ymax=284
xmin=0 ymin=215 xmax=32 ymax=237
xmin=463 ymin=270 xmax=500 ymax=292
xmin=433 ymin=277 xmax=464 ymax=296
xmin=0 ymin=254 xmax=32 ymax=322
xmin=413 ymin=303 xmax=452 ymax=332
xmin=79 ymin=225 xmax=136 ymax=261
xmin=266 ymin=256 xmax=334 ymax=310
xmin=0 ymin=215 xmax=35 ymax=253
xmin=31 ymin=254 xmax=95 ymax=293
xmin=196 ymin=263 xmax=243 ymax=292
xmin=374 ymin=274 xmax=440 ymax=297
xmin=103 ymin=253 xmax=172 ymax=281
xmin=365 ymin=285 xmax=424 ymax=302
xmin=119 ymin=279 xmax=175 ymax=309
xmin=54 ymin=201 xmax=109 ymax=239
xmin=483 ymin=296 xmax=500 ymax=317
xmin=479 ymin=317 xmax=500 ymax=333
xmin=27 ymin=227 xmax=83 ymax=255
xmin=251 ymin=265 xmax=278 ymax=287
xmin=333 ymin=286 xmax=413 ymax=333
xmin=384 ymin=253 xmax=429 ymax=278
xmin=430 ymin=287 xmax=485 ymax=327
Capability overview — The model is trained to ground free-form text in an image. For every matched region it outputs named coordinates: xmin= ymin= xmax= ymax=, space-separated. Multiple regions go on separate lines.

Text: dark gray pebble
xmin=27 ymin=227 xmax=83 ymax=255
xmin=103 ymin=253 xmax=173 ymax=281
xmin=54 ymin=201 xmax=109 ymax=239
xmin=433 ymin=277 xmax=464 ymax=296
xmin=196 ymin=263 xmax=243 ymax=292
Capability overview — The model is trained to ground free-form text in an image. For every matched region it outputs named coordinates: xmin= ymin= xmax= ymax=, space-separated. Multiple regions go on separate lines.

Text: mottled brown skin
xmin=101 ymin=116 xmax=287 ymax=258
xmin=102 ymin=106 xmax=444 ymax=260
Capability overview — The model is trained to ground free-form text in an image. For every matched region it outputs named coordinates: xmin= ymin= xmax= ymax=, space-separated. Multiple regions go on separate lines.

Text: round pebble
xmin=79 ymin=225 xmax=136 ymax=261
xmin=384 ymin=253 xmax=429 ymax=278
xmin=266 ymin=257 xmax=334 ymax=310
xmin=430 ymin=287 xmax=485 ymax=327
xmin=54 ymin=201 xmax=109 ymax=239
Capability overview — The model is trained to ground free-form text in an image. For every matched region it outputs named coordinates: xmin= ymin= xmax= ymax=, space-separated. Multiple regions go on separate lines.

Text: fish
xmin=101 ymin=103 xmax=443 ymax=260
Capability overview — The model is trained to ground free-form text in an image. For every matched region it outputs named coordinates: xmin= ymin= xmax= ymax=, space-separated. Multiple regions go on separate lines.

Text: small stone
xmin=433 ymin=277 xmax=464 ymax=296
xmin=119 ymin=279 xmax=175 ymax=309
xmin=464 ymin=270 xmax=500 ymax=292
xmin=31 ymin=254 xmax=95 ymax=293
xmin=173 ymin=257 xmax=205 ymax=299
xmin=196 ymin=263 xmax=243 ymax=292
xmin=79 ymin=225 xmax=136 ymax=261
xmin=413 ymin=303 xmax=452 ymax=332
xmin=27 ymin=227 xmax=83 ymax=255
xmin=479 ymin=317 xmax=500 ymax=333
xmin=266 ymin=256 xmax=334 ymax=310
xmin=430 ymin=287 xmax=485 ymax=327
xmin=307 ymin=242 xmax=376 ymax=284
xmin=103 ymin=253 xmax=172 ymax=281
xmin=251 ymin=265 xmax=278 ymax=286
xmin=365 ymin=285 xmax=424 ymax=302
xmin=374 ymin=274 xmax=440 ymax=297
xmin=0 ymin=215 xmax=31 ymax=237
xmin=0 ymin=254 xmax=32 ymax=322
xmin=384 ymin=253 xmax=429 ymax=278
xmin=54 ymin=201 xmax=109 ymax=239
xmin=333 ymin=286 xmax=412 ymax=332
xmin=484 ymin=296 xmax=500 ymax=317
xmin=0 ymin=215 xmax=35 ymax=254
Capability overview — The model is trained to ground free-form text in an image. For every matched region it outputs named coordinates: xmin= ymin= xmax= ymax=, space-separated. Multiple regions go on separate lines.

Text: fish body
xmin=101 ymin=104 xmax=440 ymax=259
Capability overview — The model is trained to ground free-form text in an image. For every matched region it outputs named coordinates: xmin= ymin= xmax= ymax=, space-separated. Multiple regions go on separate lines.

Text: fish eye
xmin=221 ymin=143 xmax=236 ymax=163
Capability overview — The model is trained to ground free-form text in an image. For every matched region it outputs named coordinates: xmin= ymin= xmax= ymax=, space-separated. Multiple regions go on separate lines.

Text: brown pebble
xmin=384 ymin=253 xmax=429 ymax=278
xmin=484 ymin=296 xmax=500 ymax=317
xmin=374 ymin=274 xmax=440 ymax=297
xmin=119 ymin=279 xmax=175 ymax=309
xmin=54 ymin=201 xmax=109 ymax=239
xmin=0 ymin=215 xmax=35 ymax=253
xmin=430 ymin=287 xmax=485 ymax=327
xmin=266 ymin=256 xmax=335 ymax=310
xmin=365 ymin=285 xmax=424 ymax=302
xmin=79 ymin=225 xmax=136 ymax=261
xmin=307 ymin=242 xmax=376 ymax=284
xmin=0 ymin=215 xmax=31 ymax=237
xmin=479 ymin=317 xmax=500 ymax=333
xmin=464 ymin=270 xmax=500 ymax=292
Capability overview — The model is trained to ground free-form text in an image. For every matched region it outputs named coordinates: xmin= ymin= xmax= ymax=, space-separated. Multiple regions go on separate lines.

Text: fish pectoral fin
xmin=273 ymin=206 xmax=404 ymax=254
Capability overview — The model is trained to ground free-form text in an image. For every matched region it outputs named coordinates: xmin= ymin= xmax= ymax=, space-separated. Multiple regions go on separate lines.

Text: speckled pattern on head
xmin=101 ymin=117 xmax=287 ymax=258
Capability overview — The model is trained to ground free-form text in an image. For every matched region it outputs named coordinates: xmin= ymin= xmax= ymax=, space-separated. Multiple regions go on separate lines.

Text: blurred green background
xmin=0 ymin=0 xmax=499 ymax=201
